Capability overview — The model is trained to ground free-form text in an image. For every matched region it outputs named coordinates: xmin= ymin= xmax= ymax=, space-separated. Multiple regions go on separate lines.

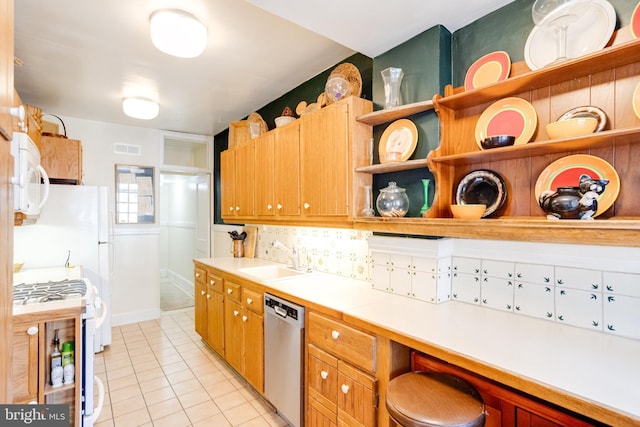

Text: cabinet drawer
xmin=308 ymin=312 xmax=376 ymax=373
xmin=242 ymin=288 xmax=263 ymax=314
xmin=207 ymin=272 xmax=223 ymax=293
xmin=224 ymin=281 xmax=241 ymax=302
xmin=194 ymin=267 xmax=206 ymax=286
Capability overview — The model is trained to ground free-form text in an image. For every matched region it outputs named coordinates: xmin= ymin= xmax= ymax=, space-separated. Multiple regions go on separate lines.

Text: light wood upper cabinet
xmin=40 ymin=136 xmax=83 ymax=184
xmin=234 ymin=140 xmax=255 ymax=218
xmin=220 ymin=149 xmax=235 ymax=219
xmin=274 ymin=121 xmax=301 ymax=218
xmin=254 ymin=131 xmax=276 ymax=217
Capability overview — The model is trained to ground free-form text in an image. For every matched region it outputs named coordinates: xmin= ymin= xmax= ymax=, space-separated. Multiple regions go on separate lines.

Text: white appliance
xmin=14 ymin=184 xmax=113 ymax=352
xmin=10 ymin=131 xmax=50 ymax=217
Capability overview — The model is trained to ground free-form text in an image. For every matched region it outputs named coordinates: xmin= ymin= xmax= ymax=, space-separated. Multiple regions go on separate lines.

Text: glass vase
xmin=381 ymin=67 xmax=404 ymax=109
xmin=420 ymin=179 xmax=431 ymax=216
xmin=361 ymin=185 xmax=375 ymax=217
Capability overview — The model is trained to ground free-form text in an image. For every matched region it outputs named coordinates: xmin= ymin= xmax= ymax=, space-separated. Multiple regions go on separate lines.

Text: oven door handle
xmin=94 ymin=298 xmax=108 ymax=330
xmin=92 ymin=375 xmax=105 ymax=423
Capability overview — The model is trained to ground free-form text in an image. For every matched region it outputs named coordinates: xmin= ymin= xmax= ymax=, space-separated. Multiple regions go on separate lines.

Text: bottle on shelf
xmin=50 ymin=330 xmax=62 ymax=386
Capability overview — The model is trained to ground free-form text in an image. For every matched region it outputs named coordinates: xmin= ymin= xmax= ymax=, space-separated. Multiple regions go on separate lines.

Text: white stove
xmin=13 ymin=279 xmax=88 ymax=305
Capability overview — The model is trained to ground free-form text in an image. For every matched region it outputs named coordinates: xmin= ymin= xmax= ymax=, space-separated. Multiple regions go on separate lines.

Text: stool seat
xmin=386 ymin=372 xmax=485 ymax=427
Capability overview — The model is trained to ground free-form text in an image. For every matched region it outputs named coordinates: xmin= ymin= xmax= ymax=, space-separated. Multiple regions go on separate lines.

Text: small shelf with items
xmin=355 ymin=99 xmax=434 ymax=126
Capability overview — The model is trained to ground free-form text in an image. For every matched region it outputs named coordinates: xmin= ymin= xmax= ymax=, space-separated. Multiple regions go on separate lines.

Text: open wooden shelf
xmin=354 ymin=217 xmax=640 ymax=247
xmin=355 ymin=100 xmax=434 ymax=126
xmin=355 ymin=158 xmax=428 ymax=174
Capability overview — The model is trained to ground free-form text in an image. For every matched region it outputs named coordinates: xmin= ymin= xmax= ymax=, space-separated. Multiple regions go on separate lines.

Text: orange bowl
xmin=546 ymin=117 xmax=598 ymax=139
xmin=450 ymin=204 xmax=486 ymax=219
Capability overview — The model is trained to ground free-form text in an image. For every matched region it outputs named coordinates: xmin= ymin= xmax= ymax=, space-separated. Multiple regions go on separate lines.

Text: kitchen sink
xmin=238 ymin=265 xmax=310 ymax=282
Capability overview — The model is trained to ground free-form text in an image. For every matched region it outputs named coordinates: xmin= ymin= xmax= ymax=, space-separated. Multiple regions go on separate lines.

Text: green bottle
xmin=61 ymin=341 xmax=74 ymax=367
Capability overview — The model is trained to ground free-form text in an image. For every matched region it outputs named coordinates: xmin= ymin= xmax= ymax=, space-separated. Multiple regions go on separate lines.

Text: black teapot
xmin=539 ymin=175 xmax=608 ymax=220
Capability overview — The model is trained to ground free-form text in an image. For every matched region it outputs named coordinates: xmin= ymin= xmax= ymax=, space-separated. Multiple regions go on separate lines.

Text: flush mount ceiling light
xmin=149 ymin=9 xmax=207 ymax=58
xmin=122 ymin=98 xmax=159 ymax=120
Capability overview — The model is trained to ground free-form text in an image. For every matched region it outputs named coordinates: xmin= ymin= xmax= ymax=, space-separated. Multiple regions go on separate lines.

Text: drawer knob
xmin=27 ymin=326 xmax=38 ymax=336
xmin=210 ymin=279 xmax=215 ymax=285
xmin=246 ymin=298 xmax=253 ymax=305
xmin=234 ymin=310 xmax=239 ymax=316
xmin=331 ymin=330 xmax=340 ymax=340
xmin=242 ymin=315 xmax=248 ymax=322
xmin=201 ymin=290 xmax=206 ymax=296
xmin=341 ymin=384 xmax=349 ymax=394
xmin=304 ymin=203 xmax=310 ymax=209
xmin=196 ymin=273 xmax=200 ymax=278
xmin=227 ymin=289 xmax=233 ymax=294
xmin=320 ymin=371 xmax=328 ymax=380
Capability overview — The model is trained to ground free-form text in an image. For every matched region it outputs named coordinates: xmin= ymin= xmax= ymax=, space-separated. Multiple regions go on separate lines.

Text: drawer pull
xmin=227 ymin=288 xmax=233 ymax=294
xmin=210 ymin=279 xmax=215 ymax=285
xmin=27 ymin=326 xmax=38 ymax=336
xmin=234 ymin=310 xmax=239 ymax=316
xmin=201 ymin=290 xmax=206 ymax=296
xmin=331 ymin=330 xmax=340 ymax=340
xmin=246 ymin=298 xmax=253 ymax=305
xmin=320 ymin=371 xmax=328 ymax=380
xmin=242 ymin=315 xmax=248 ymax=322
xmin=341 ymin=384 xmax=349 ymax=394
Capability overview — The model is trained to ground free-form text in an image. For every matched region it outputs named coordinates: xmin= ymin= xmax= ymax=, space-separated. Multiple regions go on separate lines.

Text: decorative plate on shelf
xmin=534 ymin=154 xmax=620 ymax=217
xmin=378 ymin=119 xmax=418 ymax=163
xmin=631 ymin=1 xmax=640 ymax=39
xmin=524 ymin=0 xmax=616 ymax=70
xmin=455 ymin=169 xmax=507 ymax=218
xmin=633 ymin=81 xmax=640 ymax=120
xmin=557 ymin=106 xmax=607 ymax=132
xmin=464 ymin=51 xmax=511 ymax=91
xmin=475 ymin=97 xmax=537 ymax=148
xmin=326 ymin=62 xmax=362 ymax=104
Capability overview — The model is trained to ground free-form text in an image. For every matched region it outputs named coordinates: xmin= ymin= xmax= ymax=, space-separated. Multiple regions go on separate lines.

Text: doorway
xmin=159 ymin=171 xmax=211 ymax=311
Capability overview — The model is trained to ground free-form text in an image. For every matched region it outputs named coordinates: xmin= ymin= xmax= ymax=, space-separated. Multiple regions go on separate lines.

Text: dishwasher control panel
xmin=264 ymin=294 xmax=303 ymax=321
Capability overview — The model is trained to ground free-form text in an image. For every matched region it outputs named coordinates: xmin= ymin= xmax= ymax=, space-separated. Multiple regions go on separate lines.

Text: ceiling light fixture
xmin=122 ymin=98 xmax=159 ymax=120
xmin=149 ymin=9 xmax=207 ymax=58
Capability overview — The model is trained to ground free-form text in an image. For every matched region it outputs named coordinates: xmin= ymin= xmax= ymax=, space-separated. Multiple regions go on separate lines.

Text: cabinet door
xmin=308 ymin=395 xmax=338 ymax=427
xmin=224 ymin=298 xmax=243 ymax=373
xmin=12 ymin=321 xmax=39 ymax=403
xmin=220 ymin=149 xmax=236 ymax=219
xmin=194 ymin=275 xmax=208 ymax=340
xmin=308 ymin=344 xmax=338 ymax=413
xmin=235 ymin=141 xmax=255 ymax=217
xmin=254 ymin=132 xmax=275 ymax=217
xmin=242 ymin=308 xmax=263 ymax=392
xmin=40 ymin=136 xmax=82 ymax=183
xmin=300 ymin=102 xmax=349 ymax=217
xmin=207 ymin=291 xmax=224 ymax=355
xmin=0 ymin=0 xmax=13 ymax=140
xmin=274 ymin=121 xmax=301 ymax=217
xmin=336 ymin=360 xmax=377 ymax=427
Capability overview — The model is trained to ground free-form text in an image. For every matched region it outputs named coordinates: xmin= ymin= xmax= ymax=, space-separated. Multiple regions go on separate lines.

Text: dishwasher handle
xmin=274 ymin=305 xmax=288 ymax=318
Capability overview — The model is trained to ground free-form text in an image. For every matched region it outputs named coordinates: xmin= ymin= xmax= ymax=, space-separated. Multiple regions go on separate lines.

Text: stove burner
xmin=13 ymin=279 xmax=87 ymax=305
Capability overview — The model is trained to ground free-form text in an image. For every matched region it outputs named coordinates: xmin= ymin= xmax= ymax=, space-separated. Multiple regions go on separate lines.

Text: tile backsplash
xmin=255 ymin=227 xmax=640 ymax=341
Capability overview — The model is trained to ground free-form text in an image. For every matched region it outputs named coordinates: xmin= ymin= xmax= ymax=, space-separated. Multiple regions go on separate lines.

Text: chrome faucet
xmin=271 ymin=240 xmax=299 ymax=270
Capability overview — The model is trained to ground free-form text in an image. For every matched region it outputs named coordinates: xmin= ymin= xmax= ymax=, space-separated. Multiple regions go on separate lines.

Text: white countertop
xmin=197 ymin=257 xmax=640 ymax=423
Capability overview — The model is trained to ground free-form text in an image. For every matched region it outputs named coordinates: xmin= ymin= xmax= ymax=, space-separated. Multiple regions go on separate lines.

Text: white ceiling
xmin=13 ymin=0 xmax=515 ymax=136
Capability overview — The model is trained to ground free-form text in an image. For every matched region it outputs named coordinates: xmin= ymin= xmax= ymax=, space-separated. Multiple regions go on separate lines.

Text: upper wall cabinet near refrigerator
xmin=40 ymin=135 xmax=83 ymax=185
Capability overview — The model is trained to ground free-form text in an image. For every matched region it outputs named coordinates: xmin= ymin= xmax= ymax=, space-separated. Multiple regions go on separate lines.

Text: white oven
xmin=13 ymin=268 xmax=106 ymax=426
xmin=10 ymin=131 xmax=50 ymax=217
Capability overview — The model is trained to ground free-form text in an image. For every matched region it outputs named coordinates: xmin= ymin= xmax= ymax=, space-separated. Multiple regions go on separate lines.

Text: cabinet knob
xmin=304 ymin=203 xmax=310 ymax=209
xmin=242 ymin=315 xmax=248 ymax=322
xmin=235 ymin=206 xmax=240 ymax=211
xmin=267 ymin=204 xmax=272 ymax=210
xmin=331 ymin=330 xmax=340 ymax=340
xmin=229 ymin=206 xmax=234 ymax=211
xmin=210 ymin=279 xmax=215 ymax=285
xmin=27 ymin=326 xmax=38 ymax=336
xmin=277 ymin=204 xmax=283 ymax=210
xmin=341 ymin=384 xmax=350 ymax=394
xmin=195 ymin=273 xmax=200 ymax=278
xmin=246 ymin=298 xmax=253 ymax=305
xmin=233 ymin=310 xmax=239 ymax=316
xmin=206 ymin=294 xmax=211 ymax=299
xmin=320 ymin=371 xmax=328 ymax=380
xmin=28 ymin=400 xmax=38 ymax=405
xmin=201 ymin=290 xmax=206 ymax=296
xmin=227 ymin=288 xmax=233 ymax=294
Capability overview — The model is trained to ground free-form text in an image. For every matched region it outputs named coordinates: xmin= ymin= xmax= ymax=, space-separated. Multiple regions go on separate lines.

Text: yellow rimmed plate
xmin=464 ymin=51 xmax=511 ymax=91
xmin=534 ymin=154 xmax=620 ymax=217
xmin=475 ymin=97 xmax=537 ymax=148
xmin=633 ymin=81 xmax=640 ymax=120
xmin=379 ymin=119 xmax=418 ymax=163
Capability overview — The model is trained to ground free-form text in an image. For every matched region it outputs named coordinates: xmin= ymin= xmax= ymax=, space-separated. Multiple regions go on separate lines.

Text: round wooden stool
xmin=386 ymin=372 xmax=485 ymax=427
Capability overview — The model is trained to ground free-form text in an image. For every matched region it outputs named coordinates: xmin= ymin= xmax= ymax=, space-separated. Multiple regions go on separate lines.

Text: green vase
xmin=420 ymin=179 xmax=431 ymax=216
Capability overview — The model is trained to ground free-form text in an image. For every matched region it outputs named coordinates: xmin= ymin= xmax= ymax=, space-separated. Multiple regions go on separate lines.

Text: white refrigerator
xmin=14 ymin=184 xmax=113 ymax=352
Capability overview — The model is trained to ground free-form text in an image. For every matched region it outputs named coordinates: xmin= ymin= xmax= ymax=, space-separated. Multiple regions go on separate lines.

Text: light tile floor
xmin=93 ymin=308 xmax=289 ymax=427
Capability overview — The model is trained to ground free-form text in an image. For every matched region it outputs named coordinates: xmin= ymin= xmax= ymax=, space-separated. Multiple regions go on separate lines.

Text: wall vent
xmin=114 ymin=143 xmax=141 ymax=156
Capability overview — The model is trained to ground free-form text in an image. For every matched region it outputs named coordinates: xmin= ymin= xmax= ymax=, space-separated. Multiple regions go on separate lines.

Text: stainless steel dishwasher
xmin=264 ymin=293 xmax=305 ymax=427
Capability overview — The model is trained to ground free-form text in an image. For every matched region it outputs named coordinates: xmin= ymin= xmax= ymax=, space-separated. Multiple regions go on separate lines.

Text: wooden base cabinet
xmin=194 ymin=264 xmax=225 ymax=355
xmin=12 ymin=312 xmax=82 ymax=427
xmin=412 ymin=352 xmax=597 ymax=427
xmin=307 ymin=311 xmax=377 ymax=427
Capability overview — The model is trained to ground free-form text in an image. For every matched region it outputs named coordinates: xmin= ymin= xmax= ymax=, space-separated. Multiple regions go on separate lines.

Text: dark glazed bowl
xmin=480 ymin=135 xmax=516 ymax=149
